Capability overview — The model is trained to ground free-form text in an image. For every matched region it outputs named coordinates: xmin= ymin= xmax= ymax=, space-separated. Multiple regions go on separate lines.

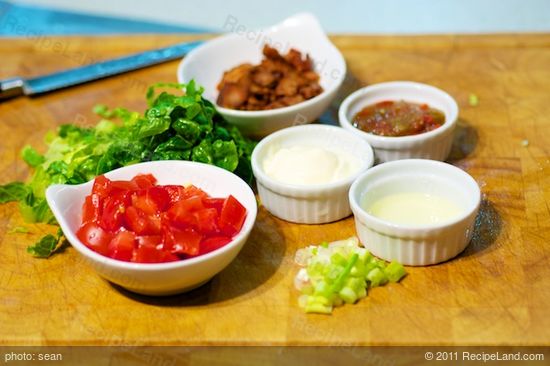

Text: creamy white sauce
xmin=364 ymin=192 xmax=463 ymax=226
xmin=263 ymin=145 xmax=360 ymax=185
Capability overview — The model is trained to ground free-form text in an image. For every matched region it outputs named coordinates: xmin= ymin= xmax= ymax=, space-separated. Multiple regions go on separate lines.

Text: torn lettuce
xmin=0 ymin=80 xmax=257 ymax=257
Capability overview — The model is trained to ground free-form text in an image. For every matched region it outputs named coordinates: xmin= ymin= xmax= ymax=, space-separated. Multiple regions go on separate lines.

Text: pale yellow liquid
xmin=365 ymin=192 xmax=463 ymax=226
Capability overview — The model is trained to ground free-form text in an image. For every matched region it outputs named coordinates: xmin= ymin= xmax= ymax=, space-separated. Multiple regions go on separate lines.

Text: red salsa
xmin=352 ymin=100 xmax=445 ymax=137
xmin=76 ymin=174 xmax=247 ymax=263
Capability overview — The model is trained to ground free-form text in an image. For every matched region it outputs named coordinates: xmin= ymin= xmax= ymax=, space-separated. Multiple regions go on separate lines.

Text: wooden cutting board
xmin=0 ymin=34 xmax=549 ymax=347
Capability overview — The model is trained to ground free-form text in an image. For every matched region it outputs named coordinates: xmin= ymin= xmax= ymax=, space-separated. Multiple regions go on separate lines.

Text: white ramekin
xmin=252 ymin=125 xmax=374 ymax=224
xmin=339 ymin=81 xmax=459 ymax=163
xmin=349 ymin=159 xmax=480 ymax=266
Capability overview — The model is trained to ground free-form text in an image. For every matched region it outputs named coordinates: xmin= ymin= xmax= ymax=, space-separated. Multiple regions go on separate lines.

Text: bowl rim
xmin=338 ymin=81 xmax=459 ymax=145
xmin=177 ymin=12 xmax=346 ymax=118
xmin=251 ymin=124 xmax=374 ymax=196
xmin=46 ymin=160 xmax=257 ymax=271
xmin=349 ymin=159 xmax=481 ymax=235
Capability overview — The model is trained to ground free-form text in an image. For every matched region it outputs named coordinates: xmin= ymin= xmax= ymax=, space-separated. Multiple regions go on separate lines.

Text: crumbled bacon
xmin=216 ymin=45 xmax=323 ymax=111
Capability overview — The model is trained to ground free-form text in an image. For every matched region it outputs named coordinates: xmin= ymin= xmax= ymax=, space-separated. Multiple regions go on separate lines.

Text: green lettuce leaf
xmin=27 ymin=229 xmax=65 ymax=258
xmin=1 ymin=80 xmax=257 ymax=258
xmin=0 ymin=182 xmax=29 ymax=203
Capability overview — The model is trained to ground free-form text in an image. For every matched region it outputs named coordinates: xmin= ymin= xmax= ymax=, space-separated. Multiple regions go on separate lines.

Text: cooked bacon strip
xmin=216 ymin=45 xmax=323 ymax=111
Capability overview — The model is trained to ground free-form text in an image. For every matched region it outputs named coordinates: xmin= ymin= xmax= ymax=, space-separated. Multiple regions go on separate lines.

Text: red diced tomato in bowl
xmin=76 ymin=174 xmax=248 ymax=263
xmin=108 ymin=230 xmax=136 ymax=261
xmin=76 ymin=222 xmax=112 ymax=256
xmin=219 ymin=195 xmax=248 ymax=236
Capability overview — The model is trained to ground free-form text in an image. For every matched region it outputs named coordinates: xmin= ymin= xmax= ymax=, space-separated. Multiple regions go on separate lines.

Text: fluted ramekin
xmin=349 ymin=159 xmax=480 ymax=266
xmin=252 ymin=125 xmax=374 ymax=224
xmin=339 ymin=81 xmax=459 ymax=163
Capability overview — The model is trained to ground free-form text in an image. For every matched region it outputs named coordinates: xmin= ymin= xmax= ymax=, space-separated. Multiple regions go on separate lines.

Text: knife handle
xmin=0 ymin=78 xmax=25 ymax=101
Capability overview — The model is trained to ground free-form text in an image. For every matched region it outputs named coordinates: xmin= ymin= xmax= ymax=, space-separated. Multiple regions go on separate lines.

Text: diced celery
xmin=350 ymin=265 xmax=364 ymax=277
xmin=385 ymin=261 xmax=407 ymax=282
xmin=310 ymin=295 xmax=332 ymax=306
xmin=314 ymin=280 xmax=331 ymax=298
xmin=367 ymin=267 xmax=388 ymax=287
xmin=305 ymin=303 xmax=332 ymax=314
xmin=339 ymin=287 xmax=358 ymax=304
xmin=326 ymin=265 xmax=343 ymax=281
xmin=294 ymin=237 xmax=407 ymax=315
xmin=365 ymin=262 xmax=377 ymax=275
xmin=307 ymin=262 xmax=323 ymax=277
xmin=345 ymin=277 xmax=364 ymax=294
xmin=469 ymin=93 xmax=479 ymax=107
xmin=330 ymin=252 xmax=347 ymax=266
xmin=361 ymin=251 xmax=373 ymax=264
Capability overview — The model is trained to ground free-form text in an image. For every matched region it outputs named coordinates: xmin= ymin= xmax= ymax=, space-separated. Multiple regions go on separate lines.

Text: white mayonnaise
xmin=365 ymin=192 xmax=463 ymax=226
xmin=263 ymin=145 xmax=360 ymax=185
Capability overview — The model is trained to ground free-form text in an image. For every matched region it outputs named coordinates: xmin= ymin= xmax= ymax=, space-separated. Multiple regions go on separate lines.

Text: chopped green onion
xmin=385 ymin=261 xmax=407 ymax=282
xmin=305 ymin=302 xmax=332 ymax=314
xmin=294 ymin=237 xmax=407 ymax=314
xmin=331 ymin=253 xmax=358 ymax=292
xmin=469 ymin=93 xmax=479 ymax=107
xmin=339 ymin=287 xmax=358 ymax=304
xmin=366 ymin=267 xmax=388 ymax=287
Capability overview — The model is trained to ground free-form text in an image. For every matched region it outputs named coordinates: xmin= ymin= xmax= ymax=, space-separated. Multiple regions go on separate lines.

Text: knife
xmin=0 ymin=40 xmax=203 ymax=100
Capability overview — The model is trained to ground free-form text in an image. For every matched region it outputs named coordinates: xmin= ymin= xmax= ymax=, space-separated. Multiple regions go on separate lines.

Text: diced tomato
xmin=182 ymin=185 xmax=208 ymax=200
xmin=163 ymin=252 xmax=180 ymax=262
xmin=200 ymin=236 xmax=232 ymax=255
xmin=131 ymin=186 xmax=170 ymax=215
xmin=76 ymin=222 xmax=112 ymax=256
xmin=108 ymin=230 xmax=136 ymax=261
xmin=124 ymin=206 xmax=161 ymax=235
xmin=219 ymin=195 xmax=247 ymax=236
xmin=110 ymin=179 xmax=138 ymax=192
xmin=100 ymin=193 xmax=129 ymax=231
xmin=136 ymin=235 xmax=162 ymax=248
xmin=193 ymin=208 xmax=220 ymax=234
xmin=131 ymin=174 xmax=157 ymax=189
xmin=82 ymin=193 xmax=102 ymax=224
xmin=202 ymin=197 xmax=225 ymax=214
xmin=133 ymin=243 xmax=178 ymax=263
xmin=80 ymin=174 xmax=245 ymax=263
xmin=163 ymin=226 xmax=202 ymax=256
xmin=92 ymin=175 xmax=112 ymax=197
xmin=163 ymin=185 xmax=186 ymax=204
xmin=167 ymin=195 xmax=204 ymax=227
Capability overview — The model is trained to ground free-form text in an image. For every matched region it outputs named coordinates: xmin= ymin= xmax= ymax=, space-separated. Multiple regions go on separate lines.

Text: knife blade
xmin=0 ymin=40 xmax=203 ymax=100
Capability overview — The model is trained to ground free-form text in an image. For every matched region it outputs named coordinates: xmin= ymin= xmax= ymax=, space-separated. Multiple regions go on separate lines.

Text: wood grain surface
xmin=0 ymin=34 xmax=549 ymax=347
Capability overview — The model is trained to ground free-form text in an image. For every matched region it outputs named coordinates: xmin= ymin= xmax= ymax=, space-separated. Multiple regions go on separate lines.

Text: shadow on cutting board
xmin=457 ymin=199 xmax=502 ymax=259
xmin=111 ymin=207 xmax=287 ymax=306
xmin=447 ymin=118 xmax=479 ymax=163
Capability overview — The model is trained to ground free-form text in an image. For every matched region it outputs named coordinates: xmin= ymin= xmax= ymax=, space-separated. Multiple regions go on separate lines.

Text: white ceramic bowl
xmin=45 ymin=161 xmax=257 ymax=296
xmin=349 ymin=159 xmax=480 ymax=266
xmin=178 ymin=13 xmax=346 ymax=138
xmin=252 ymin=124 xmax=374 ymax=224
xmin=339 ymin=81 xmax=459 ymax=163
